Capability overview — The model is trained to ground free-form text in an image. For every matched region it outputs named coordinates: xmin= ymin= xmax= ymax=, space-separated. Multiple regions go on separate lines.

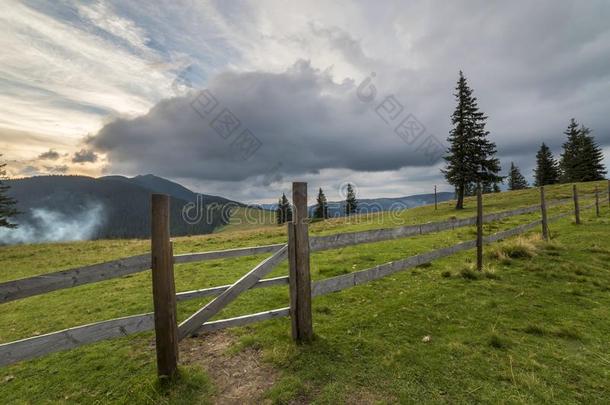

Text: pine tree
xmin=313 ymin=188 xmax=328 ymax=219
xmin=275 ymin=196 xmax=283 ymax=225
xmin=507 ymin=162 xmax=528 ymax=190
xmin=560 ymin=118 xmax=583 ymax=183
xmin=284 ymin=195 xmax=293 ymax=223
xmin=345 ymin=184 xmax=358 ymax=215
xmin=0 ymin=156 xmax=18 ymax=228
xmin=560 ymin=120 xmax=607 ymax=182
xmin=578 ymin=125 xmax=606 ymax=181
xmin=275 ymin=193 xmax=292 ymax=225
xmin=534 ymin=143 xmax=560 ymax=186
xmin=442 ymin=71 xmax=502 ymax=209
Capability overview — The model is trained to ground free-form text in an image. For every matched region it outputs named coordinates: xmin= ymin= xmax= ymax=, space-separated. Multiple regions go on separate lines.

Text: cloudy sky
xmin=1 ymin=0 xmax=609 ymax=203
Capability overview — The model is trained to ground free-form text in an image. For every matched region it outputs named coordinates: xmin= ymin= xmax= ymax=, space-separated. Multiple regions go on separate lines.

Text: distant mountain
xmin=318 ymin=192 xmax=454 ymax=217
xmin=1 ymin=175 xmax=233 ymax=244
xmin=255 ymin=192 xmax=455 ymax=217
xmin=101 ymin=174 xmax=237 ymax=206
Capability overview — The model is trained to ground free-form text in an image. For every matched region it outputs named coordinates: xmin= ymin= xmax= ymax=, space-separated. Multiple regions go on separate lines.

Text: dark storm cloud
xmin=88 ymin=0 xmax=610 ymax=194
xmin=38 ymin=149 xmax=60 ymax=160
xmin=72 ymin=149 xmax=99 ymax=164
xmin=90 ymin=60 xmax=442 ymax=182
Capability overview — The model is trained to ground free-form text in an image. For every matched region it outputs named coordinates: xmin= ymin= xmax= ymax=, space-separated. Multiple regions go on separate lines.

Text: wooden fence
xmin=0 ymin=183 xmax=608 ymax=373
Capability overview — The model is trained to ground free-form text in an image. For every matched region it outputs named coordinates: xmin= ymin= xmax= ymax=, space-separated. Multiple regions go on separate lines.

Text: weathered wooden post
xmin=288 ymin=182 xmax=313 ymax=342
xmin=540 ymin=186 xmax=549 ymax=241
xmin=607 ymin=179 xmax=610 ymax=209
xmin=434 ymin=185 xmax=438 ymax=210
xmin=595 ymin=186 xmax=600 ymax=217
xmin=476 ymin=186 xmax=483 ymax=271
xmin=151 ymin=194 xmax=179 ymax=378
xmin=572 ymin=184 xmax=581 ymax=225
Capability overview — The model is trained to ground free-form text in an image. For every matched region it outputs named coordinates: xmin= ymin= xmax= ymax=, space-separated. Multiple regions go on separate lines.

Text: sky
xmin=1 ymin=0 xmax=609 ymax=203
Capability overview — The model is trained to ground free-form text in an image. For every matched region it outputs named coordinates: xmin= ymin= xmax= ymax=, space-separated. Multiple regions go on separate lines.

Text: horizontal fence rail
xmin=173 ymin=243 xmax=286 ymax=264
xmin=0 ymin=196 xmax=586 ymax=305
xmin=0 ymin=245 xmax=284 ymax=304
xmin=0 ymin=254 xmax=151 ymax=304
xmin=176 ymin=276 xmax=289 ymax=301
xmin=0 ymin=314 xmax=154 ymax=368
xmin=3 ymin=194 xmax=606 ymax=368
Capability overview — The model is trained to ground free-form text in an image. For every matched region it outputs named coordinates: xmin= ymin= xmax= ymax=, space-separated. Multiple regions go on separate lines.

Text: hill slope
xmin=259 ymin=192 xmax=455 ymax=217
xmin=100 ymin=174 xmax=237 ymax=206
xmin=1 ymin=175 xmax=229 ymax=243
xmin=0 ymin=181 xmax=609 ymax=403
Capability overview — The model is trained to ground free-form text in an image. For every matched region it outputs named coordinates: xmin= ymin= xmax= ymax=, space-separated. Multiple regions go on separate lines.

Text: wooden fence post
xmin=434 ymin=185 xmax=438 ymax=210
xmin=151 ymin=194 xmax=179 ymax=378
xmin=595 ymin=186 xmax=600 ymax=217
xmin=476 ymin=186 xmax=483 ymax=271
xmin=573 ymin=184 xmax=581 ymax=225
xmin=288 ymin=182 xmax=313 ymax=342
xmin=607 ymin=179 xmax=610 ymax=209
xmin=540 ymin=186 xmax=549 ymax=241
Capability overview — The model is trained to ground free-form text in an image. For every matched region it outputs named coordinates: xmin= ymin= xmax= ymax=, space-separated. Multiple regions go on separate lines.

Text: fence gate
xmin=150 ymin=182 xmax=313 ymax=377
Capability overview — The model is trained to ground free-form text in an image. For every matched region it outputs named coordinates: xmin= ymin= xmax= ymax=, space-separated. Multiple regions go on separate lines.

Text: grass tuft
xmin=460 ymin=268 xmax=480 ymax=280
xmin=553 ymin=327 xmax=582 ymax=341
xmin=488 ymin=334 xmax=511 ymax=349
xmin=523 ymin=324 xmax=547 ymax=336
xmin=492 ymin=236 xmax=539 ymax=259
xmin=484 ymin=270 xmax=500 ymax=280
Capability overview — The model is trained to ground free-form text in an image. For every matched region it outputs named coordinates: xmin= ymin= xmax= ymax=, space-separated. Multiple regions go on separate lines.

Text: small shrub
xmin=441 ymin=270 xmax=452 ymax=278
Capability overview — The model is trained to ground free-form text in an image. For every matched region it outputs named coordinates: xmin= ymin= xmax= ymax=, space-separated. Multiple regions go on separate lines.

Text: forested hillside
xmin=3 ymin=175 xmax=232 ymax=242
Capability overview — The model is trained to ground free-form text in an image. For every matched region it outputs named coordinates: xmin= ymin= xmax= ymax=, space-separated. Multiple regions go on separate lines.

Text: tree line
xmin=0 ymin=155 xmax=19 ymax=229
xmin=276 ymin=184 xmax=358 ymax=224
xmin=443 ymin=71 xmax=606 ymax=209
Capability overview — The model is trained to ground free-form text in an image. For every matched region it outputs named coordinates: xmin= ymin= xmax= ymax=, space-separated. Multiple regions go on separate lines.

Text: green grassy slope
xmin=215 ymin=205 xmax=277 ymax=233
xmin=0 ymin=181 xmax=609 ymax=403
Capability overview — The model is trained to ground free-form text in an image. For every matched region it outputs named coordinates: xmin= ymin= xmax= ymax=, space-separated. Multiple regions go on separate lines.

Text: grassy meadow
xmin=0 ymin=181 xmax=609 ymax=404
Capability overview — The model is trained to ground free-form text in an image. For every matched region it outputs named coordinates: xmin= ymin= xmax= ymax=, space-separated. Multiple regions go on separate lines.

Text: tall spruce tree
xmin=275 ymin=193 xmax=292 ymax=225
xmin=313 ymin=188 xmax=329 ymax=219
xmin=534 ymin=143 xmax=560 ymax=186
xmin=577 ymin=125 xmax=606 ymax=181
xmin=0 ymin=156 xmax=18 ymax=229
xmin=507 ymin=162 xmax=528 ymax=190
xmin=275 ymin=196 xmax=283 ymax=225
xmin=560 ymin=118 xmax=583 ymax=183
xmin=560 ymin=120 xmax=607 ymax=182
xmin=442 ymin=71 xmax=502 ymax=209
xmin=344 ymin=184 xmax=358 ymax=215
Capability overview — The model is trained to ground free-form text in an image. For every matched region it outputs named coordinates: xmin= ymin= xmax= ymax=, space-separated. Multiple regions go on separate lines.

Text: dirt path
xmin=180 ymin=331 xmax=279 ymax=404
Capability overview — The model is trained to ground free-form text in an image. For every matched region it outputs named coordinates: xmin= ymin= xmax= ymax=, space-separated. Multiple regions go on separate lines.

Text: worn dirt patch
xmin=180 ymin=331 xmax=279 ymax=404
